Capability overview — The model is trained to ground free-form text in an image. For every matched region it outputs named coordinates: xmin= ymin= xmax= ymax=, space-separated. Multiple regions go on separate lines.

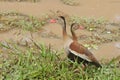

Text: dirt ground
xmin=0 ymin=0 xmax=120 ymax=61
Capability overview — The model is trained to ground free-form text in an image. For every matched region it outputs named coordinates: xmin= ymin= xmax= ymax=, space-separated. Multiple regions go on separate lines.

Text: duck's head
xmin=71 ymin=23 xmax=80 ymax=31
xmin=50 ymin=16 xmax=66 ymax=29
xmin=71 ymin=23 xmax=85 ymax=32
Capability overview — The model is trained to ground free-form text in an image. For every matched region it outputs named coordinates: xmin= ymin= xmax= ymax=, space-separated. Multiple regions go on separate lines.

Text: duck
xmin=69 ymin=23 xmax=102 ymax=67
xmin=51 ymin=16 xmax=102 ymax=68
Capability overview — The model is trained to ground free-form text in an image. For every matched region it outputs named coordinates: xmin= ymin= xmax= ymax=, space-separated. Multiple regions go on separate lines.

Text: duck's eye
xmin=73 ymin=26 xmax=79 ymax=30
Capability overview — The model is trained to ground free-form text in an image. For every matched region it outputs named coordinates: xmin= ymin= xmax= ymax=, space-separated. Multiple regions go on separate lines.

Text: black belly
xmin=67 ymin=51 xmax=89 ymax=65
xmin=67 ymin=51 xmax=102 ymax=68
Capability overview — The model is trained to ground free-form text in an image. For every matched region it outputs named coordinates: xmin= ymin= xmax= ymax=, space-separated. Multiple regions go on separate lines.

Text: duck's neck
xmin=62 ymin=19 xmax=68 ymax=41
xmin=71 ymin=29 xmax=77 ymax=41
xmin=63 ymin=27 xmax=68 ymax=40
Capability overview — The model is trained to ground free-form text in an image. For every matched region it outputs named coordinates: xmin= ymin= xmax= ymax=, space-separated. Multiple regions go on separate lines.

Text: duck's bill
xmin=50 ymin=19 xmax=57 ymax=23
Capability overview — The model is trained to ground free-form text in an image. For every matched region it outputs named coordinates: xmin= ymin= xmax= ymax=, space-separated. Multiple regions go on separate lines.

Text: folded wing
xmin=69 ymin=41 xmax=102 ymax=67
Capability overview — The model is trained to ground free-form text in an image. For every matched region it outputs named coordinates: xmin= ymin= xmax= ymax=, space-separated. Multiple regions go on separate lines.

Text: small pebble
xmin=18 ymin=37 xmax=32 ymax=46
xmin=115 ymin=43 xmax=120 ymax=49
xmin=106 ymin=31 xmax=111 ymax=34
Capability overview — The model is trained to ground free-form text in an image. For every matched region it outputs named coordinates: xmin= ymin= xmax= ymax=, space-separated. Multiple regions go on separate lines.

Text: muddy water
xmin=93 ymin=42 xmax=120 ymax=61
xmin=0 ymin=0 xmax=120 ymax=20
xmin=0 ymin=0 xmax=120 ymax=61
xmin=1 ymin=23 xmax=120 ymax=61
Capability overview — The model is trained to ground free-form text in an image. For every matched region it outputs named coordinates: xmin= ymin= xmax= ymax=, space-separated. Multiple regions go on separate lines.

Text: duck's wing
xmin=69 ymin=41 xmax=101 ymax=67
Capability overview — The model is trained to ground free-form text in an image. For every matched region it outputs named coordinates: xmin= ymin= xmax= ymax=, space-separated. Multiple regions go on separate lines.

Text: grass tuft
xmin=0 ymin=12 xmax=47 ymax=32
xmin=60 ymin=0 xmax=79 ymax=6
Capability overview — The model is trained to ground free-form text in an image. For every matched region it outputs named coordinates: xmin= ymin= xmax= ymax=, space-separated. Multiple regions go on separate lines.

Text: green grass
xmin=0 ymin=12 xmax=47 ymax=32
xmin=1 ymin=42 xmax=120 ymax=80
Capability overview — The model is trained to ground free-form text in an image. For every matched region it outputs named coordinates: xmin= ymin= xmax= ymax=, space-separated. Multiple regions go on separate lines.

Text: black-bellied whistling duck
xmin=51 ymin=16 xmax=102 ymax=68
xmin=69 ymin=23 xmax=102 ymax=67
